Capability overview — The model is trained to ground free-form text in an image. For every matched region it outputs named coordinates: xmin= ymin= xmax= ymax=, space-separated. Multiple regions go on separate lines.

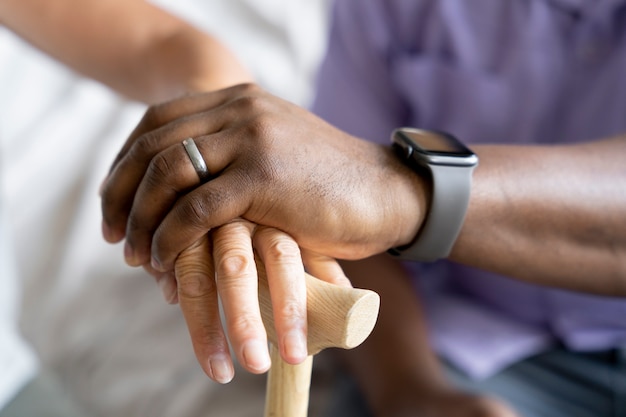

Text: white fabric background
xmin=0 ymin=181 xmax=37 ymax=410
xmin=0 ymin=1 xmax=333 ymax=416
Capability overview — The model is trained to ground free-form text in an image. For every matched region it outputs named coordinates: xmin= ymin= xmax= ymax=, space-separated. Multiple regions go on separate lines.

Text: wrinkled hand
xmin=101 ymin=83 xmax=427 ymax=275
xmin=169 ymin=219 xmax=350 ymax=383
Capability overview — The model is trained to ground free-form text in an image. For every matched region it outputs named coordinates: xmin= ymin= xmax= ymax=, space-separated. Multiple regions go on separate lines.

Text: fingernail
xmin=102 ymin=220 xmax=123 ymax=243
xmin=124 ymin=241 xmax=137 ymax=265
xmin=151 ymin=256 xmax=163 ymax=271
xmin=102 ymin=221 xmax=113 ymax=242
xmin=158 ymin=275 xmax=178 ymax=304
xmin=242 ymin=340 xmax=270 ymax=373
xmin=283 ymin=330 xmax=308 ymax=363
xmin=209 ymin=354 xmax=234 ymax=384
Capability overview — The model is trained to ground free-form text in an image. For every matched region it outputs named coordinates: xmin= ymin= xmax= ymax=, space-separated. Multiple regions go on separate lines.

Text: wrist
xmin=388 ymin=128 xmax=478 ymax=261
xmin=382 ymin=145 xmax=431 ymax=249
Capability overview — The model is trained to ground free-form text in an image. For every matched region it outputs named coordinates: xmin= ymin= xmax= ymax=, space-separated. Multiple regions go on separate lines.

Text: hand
xmin=100 ymin=83 xmax=429 ymax=273
xmin=165 ymin=219 xmax=350 ymax=383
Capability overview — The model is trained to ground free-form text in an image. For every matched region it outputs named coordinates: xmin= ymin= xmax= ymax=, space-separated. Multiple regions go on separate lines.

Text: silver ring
xmin=182 ymin=138 xmax=211 ymax=183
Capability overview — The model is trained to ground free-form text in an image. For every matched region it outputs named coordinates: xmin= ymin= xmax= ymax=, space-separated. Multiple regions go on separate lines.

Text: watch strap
xmin=389 ymin=163 xmax=475 ymax=261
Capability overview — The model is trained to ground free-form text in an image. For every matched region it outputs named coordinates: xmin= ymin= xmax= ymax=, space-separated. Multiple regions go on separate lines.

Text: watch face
xmin=394 ymin=128 xmax=477 ymax=166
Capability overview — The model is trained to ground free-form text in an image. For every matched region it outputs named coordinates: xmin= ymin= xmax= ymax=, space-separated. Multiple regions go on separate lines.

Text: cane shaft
xmin=264 ymin=344 xmax=313 ymax=417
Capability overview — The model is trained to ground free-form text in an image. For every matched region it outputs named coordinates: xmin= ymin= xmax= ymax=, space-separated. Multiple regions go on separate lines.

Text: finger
xmin=253 ymin=227 xmax=308 ymax=364
xmin=102 ymin=111 xmax=226 ymax=243
xmin=101 ymin=84 xmax=262 ymax=243
xmin=150 ymin=172 xmax=254 ymax=272
xmin=108 ymin=83 xmax=260 ymax=174
xmin=301 ymin=250 xmax=353 ymax=288
xmin=142 ymin=264 xmax=179 ymax=304
xmin=176 ymin=236 xmax=234 ymax=384
xmin=211 ymin=220 xmax=271 ymax=374
xmin=123 ymin=131 xmax=242 ymax=268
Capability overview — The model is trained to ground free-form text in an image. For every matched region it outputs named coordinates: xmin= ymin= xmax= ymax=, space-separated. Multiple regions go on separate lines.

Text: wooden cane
xmin=256 ymin=259 xmax=380 ymax=417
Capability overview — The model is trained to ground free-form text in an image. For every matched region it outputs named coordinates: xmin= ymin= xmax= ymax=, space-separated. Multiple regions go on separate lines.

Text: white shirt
xmin=0 ymin=25 xmax=37 ymax=410
xmin=0 ymin=185 xmax=37 ymax=410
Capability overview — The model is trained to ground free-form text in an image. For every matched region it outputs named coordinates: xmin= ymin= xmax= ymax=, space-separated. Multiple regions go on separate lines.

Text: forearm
xmin=451 ymin=135 xmax=626 ymax=295
xmin=133 ymin=28 xmax=251 ymax=102
xmin=0 ymin=0 xmax=251 ymax=103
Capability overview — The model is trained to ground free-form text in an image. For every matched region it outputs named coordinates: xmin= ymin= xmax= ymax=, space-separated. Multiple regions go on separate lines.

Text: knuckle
xmin=142 ymin=104 xmax=169 ymax=128
xmin=246 ymin=115 xmax=273 ymax=139
xmin=178 ymin=194 xmax=210 ymax=229
xmin=147 ymin=152 xmax=175 ymax=182
xmin=178 ymin=274 xmax=216 ymax=300
xmin=137 ymin=130 xmax=164 ymax=154
xmin=216 ymin=251 xmax=253 ymax=278
xmin=228 ymin=314 xmax=263 ymax=338
xmin=276 ymin=301 xmax=305 ymax=324
xmin=264 ymin=237 xmax=301 ymax=263
xmin=232 ymin=94 xmax=265 ymax=115
xmin=232 ymin=82 xmax=259 ymax=95
xmin=126 ymin=132 xmax=159 ymax=165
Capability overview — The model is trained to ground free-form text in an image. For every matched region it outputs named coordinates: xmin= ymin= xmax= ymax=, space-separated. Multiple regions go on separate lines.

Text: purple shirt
xmin=313 ymin=0 xmax=626 ymax=379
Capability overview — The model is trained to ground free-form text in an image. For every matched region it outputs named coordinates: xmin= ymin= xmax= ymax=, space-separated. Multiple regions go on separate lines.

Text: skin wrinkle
xmin=177 ymin=270 xmax=216 ymax=301
xmin=216 ymin=249 xmax=252 ymax=282
xmin=212 ymin=221 xmax=255 ymax=265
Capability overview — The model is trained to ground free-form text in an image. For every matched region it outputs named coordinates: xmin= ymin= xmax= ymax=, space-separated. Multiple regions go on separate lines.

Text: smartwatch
xmin=388 ymin=127 xmax=478 ymax=262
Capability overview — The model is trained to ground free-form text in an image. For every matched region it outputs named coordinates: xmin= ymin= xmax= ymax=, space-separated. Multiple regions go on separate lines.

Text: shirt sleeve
xmin=311 ymin=0 xmax=406 ymax=145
